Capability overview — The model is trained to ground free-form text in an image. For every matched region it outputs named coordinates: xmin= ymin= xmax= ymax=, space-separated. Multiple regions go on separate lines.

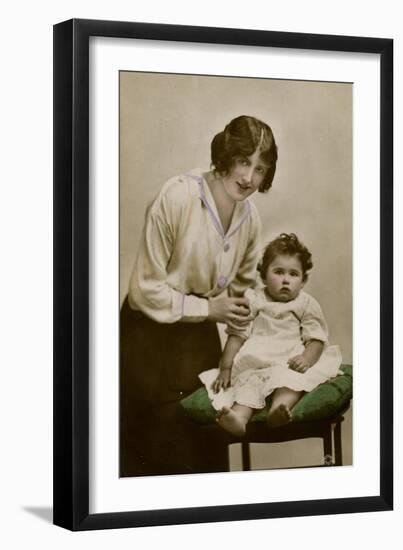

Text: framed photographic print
xmin=53 ymin=18 xmax=393 ymax=530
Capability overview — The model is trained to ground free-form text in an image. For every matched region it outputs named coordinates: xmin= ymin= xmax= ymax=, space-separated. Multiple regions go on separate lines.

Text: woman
xmin=120 ymin=115 xmax=278 ymax=476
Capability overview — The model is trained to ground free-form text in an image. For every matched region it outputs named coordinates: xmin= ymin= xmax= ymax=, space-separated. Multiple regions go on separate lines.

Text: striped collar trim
xmin=186 ymin=173 xmax=251 ymax=240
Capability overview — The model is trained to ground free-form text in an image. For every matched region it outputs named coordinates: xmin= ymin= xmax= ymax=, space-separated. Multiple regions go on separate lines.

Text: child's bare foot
xmin=216 ymin=406 xmax=247 ymax=436
xmin=266 ymin=403 xmax=292 ymax=428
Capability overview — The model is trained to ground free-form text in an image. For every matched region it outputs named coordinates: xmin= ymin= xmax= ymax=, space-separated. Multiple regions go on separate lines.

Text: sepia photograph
xmin=119 ymin=71 xmax=353 ymax=478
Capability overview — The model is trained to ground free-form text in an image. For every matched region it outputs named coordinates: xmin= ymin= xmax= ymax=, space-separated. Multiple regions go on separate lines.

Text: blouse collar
xmin=187 ymin=170 xmax=251 ymax=240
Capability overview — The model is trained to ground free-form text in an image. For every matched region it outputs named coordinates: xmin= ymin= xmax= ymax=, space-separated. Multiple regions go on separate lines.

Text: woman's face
xmin=221 ymin=149 xmax=269 ymax=202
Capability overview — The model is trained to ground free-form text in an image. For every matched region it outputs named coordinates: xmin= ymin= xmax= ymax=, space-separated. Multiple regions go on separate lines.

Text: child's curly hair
xmin=258 ymin=233 xmax=313 ymax=282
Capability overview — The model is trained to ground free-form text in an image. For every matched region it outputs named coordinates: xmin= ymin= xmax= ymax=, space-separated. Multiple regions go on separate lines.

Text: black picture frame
xmin=53 ymin=18 xmax=393 ymax=531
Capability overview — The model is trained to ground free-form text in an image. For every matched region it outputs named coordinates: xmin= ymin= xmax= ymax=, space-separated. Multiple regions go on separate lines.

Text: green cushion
xmin=180 ymin=365 xmax=352 ymax=425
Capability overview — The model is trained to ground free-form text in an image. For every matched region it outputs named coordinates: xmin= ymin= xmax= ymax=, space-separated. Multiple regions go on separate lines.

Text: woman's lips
xmin=237 ymin=182 xmax=250 ymax=191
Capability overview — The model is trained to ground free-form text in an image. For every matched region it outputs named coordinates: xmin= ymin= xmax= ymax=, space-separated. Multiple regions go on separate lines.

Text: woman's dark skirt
xmin=120 ymin=296 xmax=229 ymax=477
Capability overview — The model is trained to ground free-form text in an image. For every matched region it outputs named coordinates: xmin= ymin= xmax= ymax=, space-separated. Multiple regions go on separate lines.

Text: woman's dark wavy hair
xmin=258 ymin=233 xmax=313 ymax=282
xmin=211 ymin=115 xmax=278 ymax=193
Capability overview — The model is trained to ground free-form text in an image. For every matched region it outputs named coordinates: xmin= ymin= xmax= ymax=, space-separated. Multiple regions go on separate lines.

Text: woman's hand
xmin=208 ymin=295 xmax=253 ymax=328
xmin=212 ymin=368 xmax=232 ymax=393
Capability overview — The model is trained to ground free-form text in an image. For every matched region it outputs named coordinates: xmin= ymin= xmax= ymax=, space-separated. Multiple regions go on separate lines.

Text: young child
xmin=199 ymin=233 xmax=342 ymax=436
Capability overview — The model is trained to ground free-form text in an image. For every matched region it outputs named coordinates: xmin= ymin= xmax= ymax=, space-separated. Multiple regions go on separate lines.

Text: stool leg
xmin=334 ymin=421 xmax=343 ymax=466
xmin=323 ymin=427 xmax=334 ymax=466
xmin=241 ymin=442 xmax=251 ymax=471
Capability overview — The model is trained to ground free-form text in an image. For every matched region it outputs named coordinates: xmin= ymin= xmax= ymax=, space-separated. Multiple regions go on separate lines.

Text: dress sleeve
xmin=300 ymin=295 xmax=329 ymax=344
xmin=128 ymin=188 xmax=209 ymax=324
xmin=226 ymin=288 xmax=260 ymax=341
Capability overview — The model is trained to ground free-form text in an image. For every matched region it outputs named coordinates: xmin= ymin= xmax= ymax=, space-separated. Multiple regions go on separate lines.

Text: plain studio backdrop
xmin=120 ymin=72 xmax=352 ymax=360
xmin=0 ymin=1 xmax=401 ymax=549
xmin=120 ymin=72 xmax=353 ymax=469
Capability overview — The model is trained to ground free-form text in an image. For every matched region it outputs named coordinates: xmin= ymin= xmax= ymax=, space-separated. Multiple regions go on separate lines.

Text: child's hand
xmin=287 ymin=355 xmax=311 ymax=373
xmin=212 ymin=369 xmax=231 ymax=393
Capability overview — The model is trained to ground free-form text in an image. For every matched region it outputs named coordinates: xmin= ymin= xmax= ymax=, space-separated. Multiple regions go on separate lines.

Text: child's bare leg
xmin=266 ymin=388 xmax=303 ymax=428
xmin=217 ymin=403 xmax=254 ymax=437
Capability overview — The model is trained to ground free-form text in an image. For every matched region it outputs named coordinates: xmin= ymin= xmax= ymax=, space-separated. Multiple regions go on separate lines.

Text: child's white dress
xmin=199 ymin=288 xmax=343 ymax=411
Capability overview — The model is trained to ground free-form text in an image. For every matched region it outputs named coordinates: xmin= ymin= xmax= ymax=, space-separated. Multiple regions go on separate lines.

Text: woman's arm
xmin=212 ymin=335 xmax=245 ymax=393
xmin=129 ymin=209 xmax=206 ymax=323
xmin=219 ymin=205 xmax=261 ymax=333
xmin=227 ymin=202 xmax=262 ymax=298
xmin=130 ymin=180 xmax=213 ymax=323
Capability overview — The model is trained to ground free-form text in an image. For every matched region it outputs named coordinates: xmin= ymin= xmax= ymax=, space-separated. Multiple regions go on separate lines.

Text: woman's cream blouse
xmin=128 ymin=169 xmax=262 ymax=323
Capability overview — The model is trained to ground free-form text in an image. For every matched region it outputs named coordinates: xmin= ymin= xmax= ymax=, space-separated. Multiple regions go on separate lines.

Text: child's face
xmin=221 ymin=149 xmax=269 ymax=202
xmin=264 ymin=254 xmax=305 ymax=302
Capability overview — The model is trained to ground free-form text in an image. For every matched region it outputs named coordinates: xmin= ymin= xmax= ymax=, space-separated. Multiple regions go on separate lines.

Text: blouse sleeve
xmin=300 ymin=295 xmax=329 ymax=344
xmin=128 ymin=186 xmax=209 ymax=324
xmin=227 ymin=203 xmax=262 ymax=298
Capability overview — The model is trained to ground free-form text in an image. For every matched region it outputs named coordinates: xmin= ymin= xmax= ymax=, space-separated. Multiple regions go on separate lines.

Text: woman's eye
xmin=290 ymin=271 xmax=300 ymax=277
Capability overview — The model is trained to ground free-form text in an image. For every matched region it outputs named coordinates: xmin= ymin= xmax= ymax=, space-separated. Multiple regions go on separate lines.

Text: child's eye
xmin=238 ymin=158 xmax=249 ymax=166
xmin=290 ymin=271 xmax=300 ymax=277
xmin=256 ymin=166 xmax=266 ymax=175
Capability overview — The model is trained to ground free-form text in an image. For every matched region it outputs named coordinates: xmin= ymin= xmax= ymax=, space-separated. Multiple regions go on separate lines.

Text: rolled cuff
xmin=225 ymin=326 xmax=250 ymax=341
xmin=181 ymin=294 xmax=209 ymax=322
